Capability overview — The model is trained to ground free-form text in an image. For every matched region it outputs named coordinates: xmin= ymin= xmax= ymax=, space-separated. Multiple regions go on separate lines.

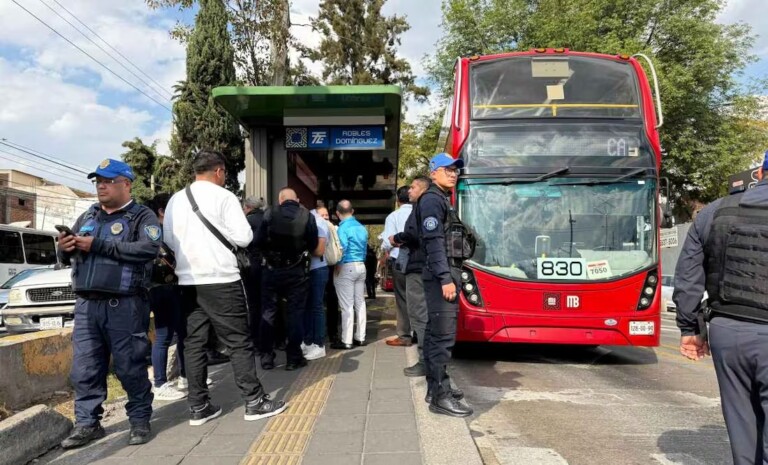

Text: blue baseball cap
xmin=429 ymin=153 xmax=464 ymax=172
xmin=88 ymin=158 xmax=136 ymax=181
xmin=762 ymin=150 xmax=768 ymax=170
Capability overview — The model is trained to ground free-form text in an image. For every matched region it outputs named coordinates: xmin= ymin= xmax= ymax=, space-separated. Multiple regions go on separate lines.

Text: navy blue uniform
xmin=255 ymin=200 xmax=318 ymax=365
xmin=418 ymin=185 xmax=461 ymax=398
xmin=674 ymin=179 xmax=768 ymax=465
xmin=60 ymin=201 xmax=161 ymax=428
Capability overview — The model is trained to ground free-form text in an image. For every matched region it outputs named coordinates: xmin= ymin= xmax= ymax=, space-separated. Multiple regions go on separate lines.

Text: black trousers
xmin=326 ymin=272 xmax=340 ymax=341
xmin=180 ymin=281 xmax=264 ymax=407
xmin=245 ymin=263 xmax=263 ymax=345
xmin=710 ymin=316 xmax=768 ymax=465
xmin=260 ymin=264 xmax=309 ymax=363
xmin=422 ymin=266 xmax=460 ymax=399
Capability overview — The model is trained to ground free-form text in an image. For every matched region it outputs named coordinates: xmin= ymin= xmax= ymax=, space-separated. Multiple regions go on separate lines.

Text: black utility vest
xmin=704 ymin=192 xmax=768 ymax=323
xmin=263 ymin=205 xmax=309 ymax=265
xmin=418 ymin=186 xmax=475 ymax=261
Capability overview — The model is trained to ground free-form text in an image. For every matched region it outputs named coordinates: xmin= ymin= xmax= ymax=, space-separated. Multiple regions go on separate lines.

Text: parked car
xmin=660 ymin=274 xmax=707 ymax=313
xmin=0 ymin=266 xmax=56 ymax=327
xmin=661 ymin=275 xmax=675 ymax=312
xmin=2 ymin=268 xmax=75 ymax=333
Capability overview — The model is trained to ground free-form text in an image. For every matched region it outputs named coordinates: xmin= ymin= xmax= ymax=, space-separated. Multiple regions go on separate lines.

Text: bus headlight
xmin=9 ymin=289 xmax=22 ymax=305
xmin=459 ymin=267 xmax=484 ymax=308
xmin=637 ymin=271 xmax=658 ymax=310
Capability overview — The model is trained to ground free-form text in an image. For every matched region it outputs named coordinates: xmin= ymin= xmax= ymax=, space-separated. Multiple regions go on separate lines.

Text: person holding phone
xmin=58 ymin=159 xmax=161 ymax=449
xmin=416 ymin=153 xmax=473 ymax=418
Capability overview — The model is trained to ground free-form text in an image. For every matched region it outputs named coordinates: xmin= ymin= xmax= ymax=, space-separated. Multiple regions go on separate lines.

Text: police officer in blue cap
xmin=417 ymin=153 xmax=474 ymax=417
xmin=58 ymin=158 xmax=161 ymax=448
xmin=674 ymin=150 xmax=768 ymax=464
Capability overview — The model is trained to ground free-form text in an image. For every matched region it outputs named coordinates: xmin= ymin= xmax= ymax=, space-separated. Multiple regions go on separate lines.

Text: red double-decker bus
xmin=441 ymin=48 xmax=665 ymax=346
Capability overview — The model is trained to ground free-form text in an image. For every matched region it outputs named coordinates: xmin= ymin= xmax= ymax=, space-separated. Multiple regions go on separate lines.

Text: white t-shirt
xmin=164 ymin=180 xmax=253 ymax=285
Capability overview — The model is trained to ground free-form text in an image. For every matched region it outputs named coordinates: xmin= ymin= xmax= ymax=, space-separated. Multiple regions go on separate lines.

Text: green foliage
xmin=168 ymin=0 xmax=243 ymax=192
xmin=398 ymin=112 xmax=443 ymax=183
xmin=121 ymin=137 xmax=158 ymax=204
xmin=147 ymin=0 xmax=315 ymax=86
xmin=307 ymin=0 xmax=429 ymax=102
xmin=427 ymin=0 xmax=768 ymax=214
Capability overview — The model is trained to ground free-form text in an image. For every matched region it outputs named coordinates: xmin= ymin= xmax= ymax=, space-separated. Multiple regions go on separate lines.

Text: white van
xmin=0 ymin=225 xmax=60 ymax=282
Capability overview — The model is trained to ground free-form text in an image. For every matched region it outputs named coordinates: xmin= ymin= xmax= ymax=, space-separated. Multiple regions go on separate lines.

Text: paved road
xmin=453 ymin=311 xmax=730 ymax=465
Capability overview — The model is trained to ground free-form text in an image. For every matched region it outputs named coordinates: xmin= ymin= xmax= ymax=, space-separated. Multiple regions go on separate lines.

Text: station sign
xmin=285 ymin=126 xmax=385 ymax=150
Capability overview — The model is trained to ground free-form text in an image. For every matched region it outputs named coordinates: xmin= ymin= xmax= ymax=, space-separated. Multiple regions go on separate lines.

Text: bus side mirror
xmin=660 ymin=176 xmax=674 ymax=228
xmin=662 ymin=212 xmax=674 ymax=229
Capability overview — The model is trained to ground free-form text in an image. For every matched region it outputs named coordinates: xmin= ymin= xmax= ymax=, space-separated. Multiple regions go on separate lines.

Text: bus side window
xmin=22 ymin=233 xmax=57 ymax=265
xmin=0 ymin=231 xmax=25 ymax=264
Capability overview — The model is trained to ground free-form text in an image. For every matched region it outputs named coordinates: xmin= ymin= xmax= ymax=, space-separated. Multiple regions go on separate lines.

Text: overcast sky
xmin=0 ymin=0 xmax=765 ymax=191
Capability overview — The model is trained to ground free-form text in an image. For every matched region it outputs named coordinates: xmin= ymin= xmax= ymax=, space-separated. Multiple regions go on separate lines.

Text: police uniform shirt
xmin=60 ymin=200 xmax=161 ymax=294
xmin=419 ymin=185 xmax=453 ymax=285
xmin=673 ymin=179 xmax=768 ymax=334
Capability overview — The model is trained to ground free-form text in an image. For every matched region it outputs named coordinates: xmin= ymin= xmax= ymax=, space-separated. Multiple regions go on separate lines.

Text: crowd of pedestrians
xmin=57 ymin=150 xmax=473 ymax=450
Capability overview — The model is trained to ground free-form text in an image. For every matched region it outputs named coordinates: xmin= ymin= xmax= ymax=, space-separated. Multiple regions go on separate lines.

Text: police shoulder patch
xmin=423 ymin=216 xmax=438 ymax=231
xmin=145 ymin=225 xmax=161 ymax=241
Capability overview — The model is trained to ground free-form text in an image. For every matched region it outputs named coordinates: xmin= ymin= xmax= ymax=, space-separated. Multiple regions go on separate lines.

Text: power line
xmin=49 ymin=0 xmax=174 ymax=100
xmin=39 ymin=0 xmax=174 ymax=102
xmin=0 ymin=139 xmax=90 ymax=175
xmin=0 ymin=150 xmax=93 ymax=188
xmin=0 ymin=178 xmax=95 ymax=202
xmin=10 ymin=0 xmax=173 ymax=112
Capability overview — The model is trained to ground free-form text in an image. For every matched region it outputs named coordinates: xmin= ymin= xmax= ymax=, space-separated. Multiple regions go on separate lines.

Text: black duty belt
xmin=76 ymin=291 xmax=133 ymax=300
xmin=448 ymin=258 xmax=464 ymax=268
xmin=265 ymin=255 xmax=306 ymax=269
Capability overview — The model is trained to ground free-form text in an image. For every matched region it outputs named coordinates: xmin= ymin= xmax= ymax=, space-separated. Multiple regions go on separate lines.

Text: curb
xmin=0 ymin=404 xmax=72 ymax=465
xmin=406 ymin=345 xmax=483 ymax=465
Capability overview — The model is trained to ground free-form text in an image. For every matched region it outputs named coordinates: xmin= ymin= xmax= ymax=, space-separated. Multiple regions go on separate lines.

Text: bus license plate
xmin=629 ymin=321 xmax=654 ymax=335
xmin=39 ymin=317 xmax=63 ymax=330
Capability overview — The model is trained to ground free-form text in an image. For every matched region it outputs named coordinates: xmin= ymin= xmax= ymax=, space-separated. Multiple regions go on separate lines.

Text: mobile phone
xmin=55 ymin=225 xmax=74 ymax=236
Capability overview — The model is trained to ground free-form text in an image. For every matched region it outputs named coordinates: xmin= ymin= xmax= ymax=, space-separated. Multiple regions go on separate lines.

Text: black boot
xmin=128 ymin=422 xmax=151 ymax=445
xmin=61 ymin=423 xmax=106 ymax=449
xmin=403 ymin=361 xmax=426 ymax=377
xmin=425 ymin=387 xmax=464 ymax=404
xmin=429 ymin=393 xmax=473 ymax=417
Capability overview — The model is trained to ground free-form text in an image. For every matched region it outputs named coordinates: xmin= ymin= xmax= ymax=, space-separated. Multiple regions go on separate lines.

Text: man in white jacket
xmin=164 ymin=150 xmax=286 ymax=426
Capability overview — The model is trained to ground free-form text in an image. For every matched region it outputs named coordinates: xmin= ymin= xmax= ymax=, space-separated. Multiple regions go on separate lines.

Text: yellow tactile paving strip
xmin=240 ymin=352 xmax=344 ymax=465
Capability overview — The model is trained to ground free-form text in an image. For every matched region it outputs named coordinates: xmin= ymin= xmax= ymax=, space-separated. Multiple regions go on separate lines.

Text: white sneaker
xmin=154 ymin=382 xmax=187 ymax=401
xmin=300 ymin=342 xmax=309 ymax=356
xmin=176 ymin=377 xmax=213 ymax=389
xmin=305 ymin=344 xmax=326 ymax=361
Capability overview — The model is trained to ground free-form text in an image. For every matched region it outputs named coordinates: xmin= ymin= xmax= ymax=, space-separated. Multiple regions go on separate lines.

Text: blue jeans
xmin=150 ymin=285 xmax=185 ymax=387
xmin=304 ymin=266 xmax=329 ymax=346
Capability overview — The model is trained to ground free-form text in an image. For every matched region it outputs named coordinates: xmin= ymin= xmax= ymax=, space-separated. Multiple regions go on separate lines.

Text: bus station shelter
xmin=213 ymin=85 xmax=402 ymax=224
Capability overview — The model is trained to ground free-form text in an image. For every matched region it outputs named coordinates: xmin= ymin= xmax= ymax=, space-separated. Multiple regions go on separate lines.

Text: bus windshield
xmin=458 ymin=178 xmax=657 ymax=282
xmin=471 ymin=56 xmax=641 ymax=119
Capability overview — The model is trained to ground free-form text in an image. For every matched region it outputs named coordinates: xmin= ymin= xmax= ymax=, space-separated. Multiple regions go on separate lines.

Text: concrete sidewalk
xmin=35 ymin=298 xmax=482 ymax=465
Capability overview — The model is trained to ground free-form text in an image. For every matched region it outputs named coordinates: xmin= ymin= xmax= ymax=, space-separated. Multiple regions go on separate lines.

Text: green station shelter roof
xmin=212 ymin=85 xmax=402 ymax=127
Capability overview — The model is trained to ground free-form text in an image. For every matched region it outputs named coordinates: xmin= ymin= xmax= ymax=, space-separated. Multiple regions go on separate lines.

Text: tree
xmin=146 ymin=0 xmax=317 ymax=86
xmin=168 ymin=0 xmax=243 ymax=192
xmin=307 ymin=0 xmax=429 ymax=102
xmin=121 ymin=137 xmax=158 ymax=204
xmin=398 ymin=112 xmax=443 ymax=184
xmin=427 ymin=0 xmax=768 ymax=217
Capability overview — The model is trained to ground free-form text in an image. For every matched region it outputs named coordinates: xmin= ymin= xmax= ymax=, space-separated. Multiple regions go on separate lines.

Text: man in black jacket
xmin=255 ymin=188 xmax=318 ymax=371
xmin=243 ymin=196 xmax=265 ymax=346
xmin=390 ymin=176 xmax=431 ymax=377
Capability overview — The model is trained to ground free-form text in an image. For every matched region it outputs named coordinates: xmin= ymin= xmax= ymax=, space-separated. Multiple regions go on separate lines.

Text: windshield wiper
xmin=497 ymin=167 xmax=570 ymax=185
xmin=552 ymin=168 xmax=649 ymax=186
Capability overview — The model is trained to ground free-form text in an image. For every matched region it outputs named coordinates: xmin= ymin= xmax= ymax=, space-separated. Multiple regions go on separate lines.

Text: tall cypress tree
xmin=169 ymin=0 xmax=243 ymax=192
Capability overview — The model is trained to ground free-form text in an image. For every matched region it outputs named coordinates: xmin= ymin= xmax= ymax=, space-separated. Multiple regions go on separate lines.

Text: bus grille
xmin=27 ymin=287 xmax=76 ymax=303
